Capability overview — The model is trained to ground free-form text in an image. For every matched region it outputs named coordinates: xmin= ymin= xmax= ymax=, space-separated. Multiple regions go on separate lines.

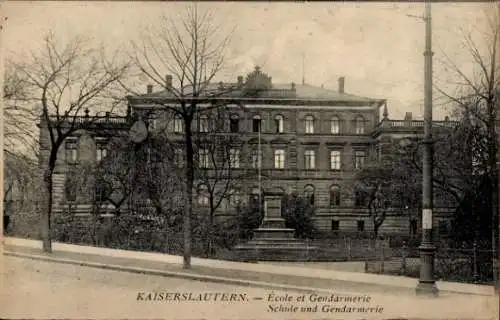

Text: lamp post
xmin=416 ymin=0 xmax=438 ymax=297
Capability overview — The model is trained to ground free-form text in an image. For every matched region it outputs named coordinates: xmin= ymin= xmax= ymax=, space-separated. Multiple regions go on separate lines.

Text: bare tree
xmin=11 ymin=32 xmax=129 ymax=252
xmin=129 ymin=3 xmax=236 ymax=268
xmin=193 ymin=107 xmax=251 ymax=257
xmin=436 ymin=4 xmax=500 ymax=274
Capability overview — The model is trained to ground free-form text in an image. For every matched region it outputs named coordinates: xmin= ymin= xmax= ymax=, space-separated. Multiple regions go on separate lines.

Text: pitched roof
xmin=136 ymin=82 xmax=379 ymax=103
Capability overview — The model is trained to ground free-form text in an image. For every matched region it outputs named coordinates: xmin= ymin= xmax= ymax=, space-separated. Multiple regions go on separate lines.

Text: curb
xmin=4 ymin=250 xmax=345 ymax=295
xmin=4 ymin=249 xmax=494 ymax=298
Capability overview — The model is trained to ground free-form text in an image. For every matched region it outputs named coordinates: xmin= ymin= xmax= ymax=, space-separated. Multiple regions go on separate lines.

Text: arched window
xmin=355 ymin=116 xmax=365 ymax=134
xmin=331 ymin=116 xmax=341 ymax=134
xmin=197 ymin=184 xmax=209 ymax=206
xmin=304 ymin=185 xmax=315 ymax=205
xmin=230 ymin=114 xmax=239 ymax=133
xmin=274 ymin=115 xmax=284 ymax=133
xmin=330 ymin=185 xmax=341 ymax=207
xmin=252 ymin=115 xmax=262 ymax=133
xmin=305 ymin=115 xmax=315 ymax=134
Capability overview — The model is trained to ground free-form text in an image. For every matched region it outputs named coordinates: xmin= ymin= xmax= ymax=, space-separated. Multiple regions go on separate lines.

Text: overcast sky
xmin=3 ymin=1 xmax=493 ymax=120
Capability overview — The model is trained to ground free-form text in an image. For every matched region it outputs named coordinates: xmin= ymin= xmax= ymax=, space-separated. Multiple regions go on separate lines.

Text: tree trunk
xmin=41 ymin=166 xmax=54 ymax=253
xmin=183 ymin=117 xmax=194 ymax=269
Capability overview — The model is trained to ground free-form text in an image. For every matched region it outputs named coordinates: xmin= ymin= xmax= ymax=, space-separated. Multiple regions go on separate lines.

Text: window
xmin=230 ymin=115 xmax=239 ymax=133
xmin=330 ymin=185 xmax=341 ymax=207
xmin=439 ymin=220 xmax=450 ymax=235
xmin=331 ymin=220 xmax=340 ymax=231
xmin=304 ymin=185 xmax=315 ymax=205
xmin=305 ymin=115 xmax=314 ymax=134
xmin=355 ymin=189 xmax=366 ymax=207
xmin=250 ymin=187 xmax=261 ymax=201
xmin=357 ymin=220 xmax=365 ymax=232
xmin=410 ymin=219 xmax=418 ymax=235
xmin=229 ymin=149 xmax=240 ymax=168
xmin=148 ymin=114 xmax=157 ymax=130
xmin=330 ymin=150 xmax=341 ymax=170
xmin=304 ymin=150 xmax=316 ymax=170
xmin=173 ymin=116 xmax=183 ymax=133
xmin=330 ymin=186 xmax=340 ymax=207
xmin=199 ymin=149 xmax=209 ymax=168
xmin=355 ymin=116 xmax=365 ymax=134
xmin=199 ymin=115 xmax=209 ymax=132
xmin=95 ymin=180 xmax=111 ymax=203
xmin=274 ymin=149 xmax=285 ymax=169
xmin=274 ymin=115 xmax=284 ymax=133
xmin=252 ymin=149 xmax=263 ymax=169
xmin=65 ymin=138 xmax=78 ymax=163
xmin=229 ymin=189 xmax=241 ymax=206
xmin=65 ymin=181 xmax=77 ymax=202
xmin=96 ymin=147 xmax=107 ymax=162
xmin=174 ymin=148 xmax=184 ymax=167
xmin=355 ymin=151 xmax=366 ymax=169
xmin=252 ymin=115 xmax=262 ymax=133
xmin=197 ymin=184 xmax=209 ymax=206
xmin=331 ymin=116 xmax=340 ymax=134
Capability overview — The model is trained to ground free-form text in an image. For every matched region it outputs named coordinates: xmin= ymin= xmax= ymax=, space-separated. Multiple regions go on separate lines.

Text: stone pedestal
xmin=234 ymin=191 xmax=317 ymax=262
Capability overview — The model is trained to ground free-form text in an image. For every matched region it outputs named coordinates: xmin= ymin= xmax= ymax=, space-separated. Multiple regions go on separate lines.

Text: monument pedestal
xmin=234 ymin=191 xmax=317 ymax=262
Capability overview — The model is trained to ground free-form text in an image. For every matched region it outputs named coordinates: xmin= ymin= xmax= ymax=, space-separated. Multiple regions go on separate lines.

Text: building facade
xmin=41 ymin=66 xmax=457 ymax=236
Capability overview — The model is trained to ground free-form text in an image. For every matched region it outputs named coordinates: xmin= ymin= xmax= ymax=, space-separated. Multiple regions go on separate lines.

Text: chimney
xmin=147 ymin=84 xmax=153 ymax=94
xmin=165 ymin=75 xmax=173 ymax=89
xmin=338 ymin=76 xmax=345 ymax=93
xmin=291 ymin=82 xmax=296 ymax=91
xmin=105 ymin=112 xmax=110 ymax=118
xmin=237 ymin=76 xmax=243 ymax=86
xmin=444 ymin=116 xmax=450 ymax=122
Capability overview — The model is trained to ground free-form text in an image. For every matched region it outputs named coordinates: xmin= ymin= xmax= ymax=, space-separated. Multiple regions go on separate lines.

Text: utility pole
xmin=416 ymin=0 xmax=438 ymax=297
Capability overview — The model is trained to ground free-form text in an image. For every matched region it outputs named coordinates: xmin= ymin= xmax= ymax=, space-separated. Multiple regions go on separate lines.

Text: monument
xmin=234 ymin=190 xmax=317 ymax=262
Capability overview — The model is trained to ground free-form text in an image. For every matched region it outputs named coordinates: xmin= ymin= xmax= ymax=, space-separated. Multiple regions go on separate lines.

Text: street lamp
xmin=416 ymin=0 xmax=438 ymax=297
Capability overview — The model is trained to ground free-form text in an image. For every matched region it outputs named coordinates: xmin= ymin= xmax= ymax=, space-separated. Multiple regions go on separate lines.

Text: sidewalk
xmin=2 ymin=237 xmax=495 ymax=297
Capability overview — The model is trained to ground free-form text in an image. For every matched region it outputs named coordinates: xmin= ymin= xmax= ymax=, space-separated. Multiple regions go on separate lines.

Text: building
xmin=40 ymin=66 xmax=458 ymax=236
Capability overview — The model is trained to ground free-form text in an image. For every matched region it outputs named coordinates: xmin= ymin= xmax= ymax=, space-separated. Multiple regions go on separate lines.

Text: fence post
xmin=473 ymin=239 xmax=478 ymax=283
xmin=401 ymin=241 xmax=407 ymax=275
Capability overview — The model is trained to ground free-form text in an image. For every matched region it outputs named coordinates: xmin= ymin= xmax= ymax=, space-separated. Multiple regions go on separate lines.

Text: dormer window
xmin=305 ymin=115 xmax=314 ymax=134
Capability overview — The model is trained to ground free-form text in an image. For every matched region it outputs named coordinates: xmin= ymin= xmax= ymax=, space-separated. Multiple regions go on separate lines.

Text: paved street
xmin=1 ymin=255 xmax=498 ymax=319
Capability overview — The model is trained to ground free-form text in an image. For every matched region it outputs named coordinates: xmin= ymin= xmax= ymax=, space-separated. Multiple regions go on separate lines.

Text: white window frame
xmin=355 ymin=117 xmax=365 ymax=134
xmin=274 ymin=149 xmax=285 ymax=169
xmin=355 ymin=150 xmax=366 ymax=169
xmin=252 ymin=150 xmax=263 ymax=169
xmin=199 ymin=115 xmax=209 ymax=133
xmin=330 ymin=150 xmax=341 ymax=170
xmin=96 ymin=147 xmax=107 ymax=162
xmin=275 ymin=115 xmax=284 ymax=133
xmin=305 ymin=115 xmax=314 ymax=134
xmin=173 ymin=116 xmax=183 ymax=133
xmin=199 ymin=149 xmax=209 ymax=168
xmin=304 ymin=150 xmax=316 ymax=170
xmin=197 ymin=185 xmax=209 ymax=206
xmin=229 ymin=149 xmax=240 ymax=168
xmin=331 ymin=116 xmax=340 ymax=134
